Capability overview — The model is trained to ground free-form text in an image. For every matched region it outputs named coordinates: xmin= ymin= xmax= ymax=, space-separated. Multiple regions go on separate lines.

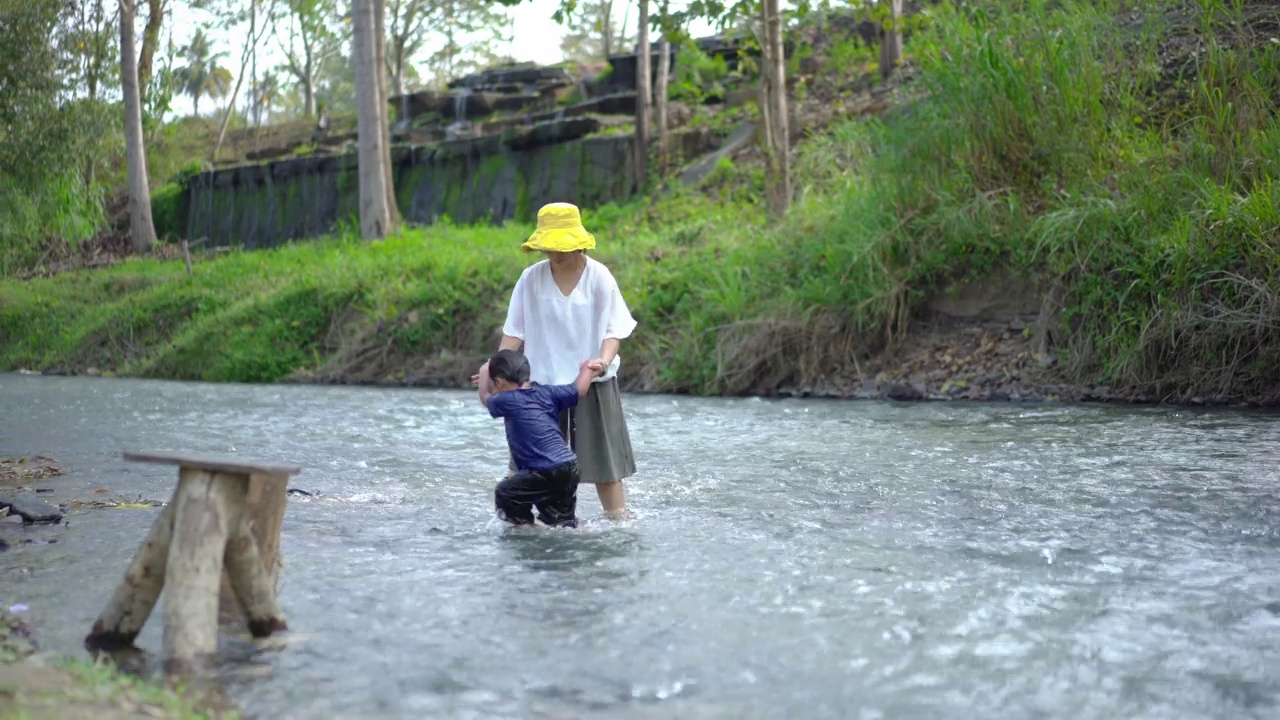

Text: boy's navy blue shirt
xmin=487 ymin=383 xmax=580 ymax=471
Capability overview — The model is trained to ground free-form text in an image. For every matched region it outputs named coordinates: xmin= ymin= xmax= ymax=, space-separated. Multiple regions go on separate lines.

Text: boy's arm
xmin=477 ymin=361 xmax=494 ymax=408
xmin=574 ymin=360 xmax=596 ymax=398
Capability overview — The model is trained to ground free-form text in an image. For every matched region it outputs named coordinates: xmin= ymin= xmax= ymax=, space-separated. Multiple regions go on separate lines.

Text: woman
xmin=476 ymin=202 xmax=638 ymax=519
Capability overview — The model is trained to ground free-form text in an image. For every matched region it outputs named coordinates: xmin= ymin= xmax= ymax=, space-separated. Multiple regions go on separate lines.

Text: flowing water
xmin=2 ymin=373 xmax=1280 ymax=719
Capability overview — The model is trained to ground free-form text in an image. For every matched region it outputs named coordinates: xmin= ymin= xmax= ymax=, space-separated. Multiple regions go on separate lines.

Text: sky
xmin=165 ymin=0 xmax=719 ymax=118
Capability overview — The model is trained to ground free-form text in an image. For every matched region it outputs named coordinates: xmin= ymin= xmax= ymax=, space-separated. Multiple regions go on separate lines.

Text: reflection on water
xmin=2 ymin=373 xmax=1280 ymax=719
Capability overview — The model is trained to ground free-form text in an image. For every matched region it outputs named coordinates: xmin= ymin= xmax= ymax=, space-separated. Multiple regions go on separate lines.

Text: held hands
xmin=586 ymin=357 xmax=607 ymax=376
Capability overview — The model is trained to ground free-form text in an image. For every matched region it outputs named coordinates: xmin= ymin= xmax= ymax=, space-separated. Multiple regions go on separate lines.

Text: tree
xmin=386 ymin=0 xmax=510 ymax=97
xmin=173 ymin=29 xmax=232 ymax=117
xmin=251 ymin=70 xmax=280 ymax=125
xmin=879 ymin=0 xmax=903 ymax=81
xmin=120 ymin=0 xmax=156 ymax=252
xmin=1 ymin=0 xmax=70 ymax=187
xmin=759 ymin=0 xmax=789 ymax=218
xmin=273 ymin=0 xmax=341 ymax=116
xmin=633 ymin=0 xmax=650 ymax=192
xmin=136 ymin=0 xmax=168 ymax=103
xmin=351 ymin=0 xmax=393 ymax=238
xmin=674 ymin=0 xmax=795 ymax=218
xmin=654 ymin=1 xmax=670 ymax=172
xmin=373 ymin=0 xmax=400 ymax=226
xmin=61 ymin=0 xmax=120 ymax=103
xmin=55 ymin=0 xmax=122 ymax=187
xmin=209 ymin=0 xmax=271 ymax=159
xmin=385 ymin=0 xmax=431 ymax=99
xmin=559 ymin=0 xmax=633 ymax=63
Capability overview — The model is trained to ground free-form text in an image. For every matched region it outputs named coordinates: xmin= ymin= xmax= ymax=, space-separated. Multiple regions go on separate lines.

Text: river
xmin=2 ymin=374 xmax=1279 ymax=719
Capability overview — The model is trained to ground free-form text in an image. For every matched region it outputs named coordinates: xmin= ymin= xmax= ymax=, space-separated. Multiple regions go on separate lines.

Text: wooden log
xmin=218 ymin=471 xmax=289 ymax=626
xmin=84 ymin=500 xmax=176 ymax=650
xmin=224 ymin=519 xmax=288 ymax=637
xmin=162 ymin=469 xmax=246 ymax=669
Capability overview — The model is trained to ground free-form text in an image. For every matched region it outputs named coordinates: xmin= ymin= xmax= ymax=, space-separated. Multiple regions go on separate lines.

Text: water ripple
xmin=2 ymin=374 xmax=1279 ymax=719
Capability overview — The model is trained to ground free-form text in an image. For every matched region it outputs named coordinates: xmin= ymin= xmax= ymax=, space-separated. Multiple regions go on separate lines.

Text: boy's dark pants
xmin=495 ymin=460 xmax=579 ymax=528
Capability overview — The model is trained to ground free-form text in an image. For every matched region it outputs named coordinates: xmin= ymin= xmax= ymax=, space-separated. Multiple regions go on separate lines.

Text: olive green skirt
xmin=509 ymin=377 xmax=637 ymax=484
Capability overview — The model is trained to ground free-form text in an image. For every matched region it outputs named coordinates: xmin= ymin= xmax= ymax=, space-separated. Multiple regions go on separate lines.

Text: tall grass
xmin=0 ymin=172 xmax=107 ymax=277
xmin=2 ymin=0 xmax=1277 ymax=402
xmin=675 ymin=0 xmax=1280 ymax=400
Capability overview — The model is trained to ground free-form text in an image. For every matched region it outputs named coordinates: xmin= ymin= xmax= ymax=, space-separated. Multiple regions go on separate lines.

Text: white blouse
xmin=502 ymin=257 xmax=638 ymax=385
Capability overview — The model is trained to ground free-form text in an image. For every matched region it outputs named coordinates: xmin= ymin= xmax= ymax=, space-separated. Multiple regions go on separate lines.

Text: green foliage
xmin=671 ymin=39 xmax=730 ymax=104
xmin=2 ymin=0 xmax=1278 ymax=403
xmin=150 ymin=183 xmax=186 ymax=241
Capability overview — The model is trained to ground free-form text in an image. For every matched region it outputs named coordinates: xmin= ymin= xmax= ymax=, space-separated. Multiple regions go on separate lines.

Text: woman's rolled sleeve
xmin=501 ymin=276 xmax=527 ymax=341
xmin=604 ymin=284 xmax=637 ymax=340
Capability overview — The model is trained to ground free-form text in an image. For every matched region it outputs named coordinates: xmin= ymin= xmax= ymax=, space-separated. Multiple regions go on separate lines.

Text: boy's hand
xmin=574 ymin=360 xmax=596 ymax=397
xmin=586 ymin=358 xmax=607 ymax=376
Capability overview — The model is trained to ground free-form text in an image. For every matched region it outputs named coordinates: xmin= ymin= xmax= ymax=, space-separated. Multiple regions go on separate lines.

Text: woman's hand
xmin=586 ymin=357 xmax=608 ymax=376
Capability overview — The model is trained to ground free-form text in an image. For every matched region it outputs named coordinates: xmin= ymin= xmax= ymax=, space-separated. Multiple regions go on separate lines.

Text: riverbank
xmin=1 ymin=609 xmax=231 ymax=719
xmin=2 ymin=0 xmax=1277 ymax=407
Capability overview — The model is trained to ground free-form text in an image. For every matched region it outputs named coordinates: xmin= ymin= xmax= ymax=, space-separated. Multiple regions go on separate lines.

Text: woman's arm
xmin=593 ymin=337 xmax=621 ymax=376
xmin=499 ymin=335 xmax=523 ymax=352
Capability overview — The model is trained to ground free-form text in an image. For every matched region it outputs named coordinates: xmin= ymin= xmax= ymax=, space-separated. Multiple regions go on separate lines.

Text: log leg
xmin=218 ymin=471 xmax=288 ymax=625
xmin=162 ymin=469 xmax=247 ymax=670
xmin=84 ymin=500 xmax=176 ymax=650
xmin=224 ymin=519 xmax=288 ymax=637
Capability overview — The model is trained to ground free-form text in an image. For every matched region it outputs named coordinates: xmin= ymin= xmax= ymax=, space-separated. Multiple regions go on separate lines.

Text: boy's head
xmin=487 ymin=349 xmax=531 ymax=392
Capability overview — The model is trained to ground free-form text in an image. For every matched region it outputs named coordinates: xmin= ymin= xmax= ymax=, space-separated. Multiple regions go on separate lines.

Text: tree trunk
xmin=121 ymin=0 xmax=156 ymax=253
xmin=212 ymin=2 xmax=260 ymax=161
xmin=602 ymin=0 xmax=614 ymax=59
xmin=373 ymin=0 xmax=401 ymax=226
xmin=304 ymin=79 xmax=315 ymax=117
xmin=137 ymin=0 xmax=165 ymax=103
xmin=633 ymin=0 xmax=650 ymax=193
xmin=761 ymin=0 xmax=790 ymax=219
xmin=655 ymin=24 xmax=669 ymax=172
xmin=352 ymin=0 xmax=392 ymax=239
xmin=879 ymin=0 xmax=904 ymax=81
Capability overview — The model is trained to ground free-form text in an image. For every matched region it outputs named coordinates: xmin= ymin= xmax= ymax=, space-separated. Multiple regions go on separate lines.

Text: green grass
xmin=0 ymin=656 xmax=230 ymax=720
xmin=2 ymin=0 xmax=1278 ymax=402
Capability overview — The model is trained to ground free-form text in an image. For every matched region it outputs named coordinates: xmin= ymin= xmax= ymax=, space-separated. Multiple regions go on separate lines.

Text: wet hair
xmin=487 ymin=349 xmax=531 ymax=385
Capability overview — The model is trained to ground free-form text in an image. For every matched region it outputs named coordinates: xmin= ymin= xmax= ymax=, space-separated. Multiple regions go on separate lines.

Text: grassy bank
xmin=2 ymin=0 xmax=1278 ymax=403
xmin=2 ymin=610 xmax=229 ymax=719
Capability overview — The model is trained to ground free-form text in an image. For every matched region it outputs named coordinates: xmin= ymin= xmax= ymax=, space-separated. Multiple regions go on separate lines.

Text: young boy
xmin=478 ymin=348 xmax=599 ymax=528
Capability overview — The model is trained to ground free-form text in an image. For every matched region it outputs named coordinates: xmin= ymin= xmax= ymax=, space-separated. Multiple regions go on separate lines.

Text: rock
xmin=506 ymin=117 xmax=601 ymax=151
xmin=885 ymin=382 xmax=927 ymax=401
xmin=447 ymin=65 xmax=571 ymax=92
xmin=723 ymin=87 xmax=758 ymax=108
xmin=0 ymin=495 xmax=63 ymax=524
xmin=529 ymin=92 xmax=637 ymax=124
xmin=675 ymin=122 xmax=758 ymax=187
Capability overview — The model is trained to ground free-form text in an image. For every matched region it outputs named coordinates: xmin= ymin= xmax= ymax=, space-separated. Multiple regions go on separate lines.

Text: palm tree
xmin=252 ymin=71 xmax=280 ymax=126
xmin=173 ymin=29 xmax=233 ymax=117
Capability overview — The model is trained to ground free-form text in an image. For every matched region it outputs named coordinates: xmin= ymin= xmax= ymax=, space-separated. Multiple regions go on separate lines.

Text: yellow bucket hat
xmin=521 ymin=202 xmax=597 ymax=253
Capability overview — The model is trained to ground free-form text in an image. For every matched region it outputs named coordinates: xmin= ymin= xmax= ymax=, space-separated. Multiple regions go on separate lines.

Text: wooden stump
xmin=85 ymin=451 xmax=301 ymax=672
xmin=163 ymin=469 xmax=244 ymax=665
xmin=218 ymin=471 xmax=288 ymax=627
